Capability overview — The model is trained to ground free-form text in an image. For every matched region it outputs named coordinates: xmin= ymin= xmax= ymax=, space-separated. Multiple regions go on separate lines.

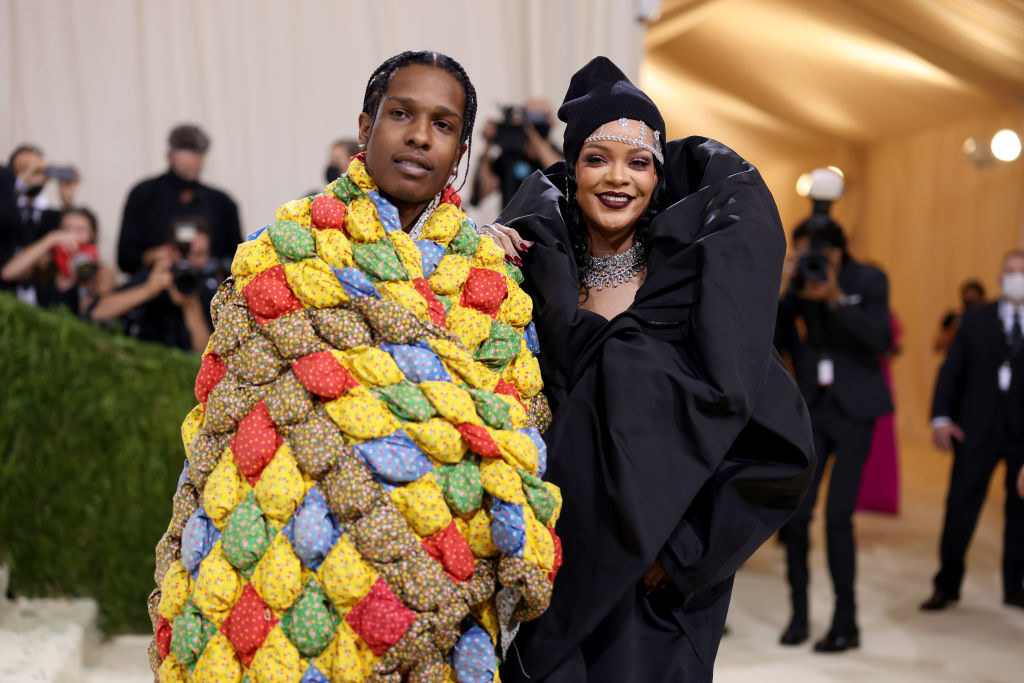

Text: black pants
xmin=934 ymin=428 xmax=1024 ymax=599
xmin=779 ymin=394 xmax=874 ymax=628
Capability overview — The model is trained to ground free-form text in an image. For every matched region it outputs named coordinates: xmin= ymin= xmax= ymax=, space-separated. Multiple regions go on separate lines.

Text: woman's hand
xmin=642 ymin=561 xmax=670 ymax=594
xmin=481 ymin=223 xmax=531 ymax=267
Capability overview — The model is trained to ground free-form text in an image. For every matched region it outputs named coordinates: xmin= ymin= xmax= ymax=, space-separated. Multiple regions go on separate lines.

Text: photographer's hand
xmin=524 ymin=124 xmax=562 ymax=168
xmin=799 ymin=263 xmax=843 ymax=304
xmin=58 ymin=169 xmax=80 ymax=209
xmin=142 ymin=244 xmax=177 ymax=269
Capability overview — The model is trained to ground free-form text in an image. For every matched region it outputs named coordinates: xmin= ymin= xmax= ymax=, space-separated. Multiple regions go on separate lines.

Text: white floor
xmin=716 ymin=439 xmax=1024 ymax=682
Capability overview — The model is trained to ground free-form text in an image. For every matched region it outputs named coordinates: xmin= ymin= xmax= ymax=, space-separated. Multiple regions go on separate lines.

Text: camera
xmin=52 ymin=242 xmax=100 ymax=282
xmin=44 ymin=166 xmax=78 ymax=183
xmin=170 ymin=219 xmax=201 ymax=294
xmin=494 ymin=105 xmax=551 ymax=152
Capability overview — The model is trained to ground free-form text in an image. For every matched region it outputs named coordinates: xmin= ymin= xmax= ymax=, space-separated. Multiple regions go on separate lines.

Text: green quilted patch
xmin=373 ymin=381 xmax=437 ymax=422
xmin=221 ymin=491 xmax=272 ymax=571
xmin=446 ymin=220 xmax=481 ymax=257
xmin=474 ymin=320 xmax=521 ymax=369
xmin=466 ymin=387 xmax=513 ymax=430
xmin=280 ymin=578 xmax=341 ymax=658
xmin=354 ymin=240 xmax=409 ymax=282
xmin=268 ymin=219 xmax=316 ymax=262
xmin=434 ymin=459 xmax=483 ymax=515
xmin=521 ymin=471 xmax=558 ymax=525
xmin=170 ymin=601 xmax=216 ymax=671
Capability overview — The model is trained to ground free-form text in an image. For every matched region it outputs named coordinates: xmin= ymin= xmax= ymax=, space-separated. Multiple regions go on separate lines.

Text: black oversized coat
xmin=496 ymin=137 xmax=815 ymax=681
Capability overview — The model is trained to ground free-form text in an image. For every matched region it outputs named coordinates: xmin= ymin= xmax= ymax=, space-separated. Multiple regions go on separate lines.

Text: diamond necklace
xmin=579 ymin=241 xmax=646 ymax=291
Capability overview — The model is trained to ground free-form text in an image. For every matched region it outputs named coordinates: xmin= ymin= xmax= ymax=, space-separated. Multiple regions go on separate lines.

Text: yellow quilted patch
xmin=496 ymin=394 xmax=529 ymax=429
xmin=419 ymin=381 xmax=481 ymax=425
xmin=429 ymin=339 xmax=498 ymax=390
xmin=544 ymin=481 xmax=563 ymax=527
xmin=377 ymin=280 xmax=429 ymax=322
xmin=388 ymin=230 xmax=424 ymax=280
xmin=191 ymin=633 xmax=243 ymax=682
xmin=523 ymin=508 xmax=555 ymax=572
xmin=324 ymin=390 xmax=399 ymax=441
xmin=421 ymin=203 xmax=464 ymax=243
xmin=389 ymin=472 xmax=452 ymax=537
xmin=157 ymin=560 xmax=191 ymax=620
xmin=317 ymin=535 xmax=377 ymax=610
xmin=250 ymin=532 xmax=303 ymax=612
xmin=479 ymin=458 xmax=527 ymax=505
xmin=283 ymin=258 xmax=349 ymax=309
xmin=248 ymin=625 xmax=302 ymax=682
xmin=157 ymin=654 xmax=188 ymax=682
xmin=203 ymin=454 xmax=246 ymax=529
xmin=343 ymin=196 xmax=385 ymax=245
xmin=339 ymin=346 xmax=404 ymax=387
xmin=181 ymin=404 xmax=205 ymax=453
xmin=314 ymin=228 xmax=354 ymax=269
xmin=508 ymin=346 xmax=543 ymax=398
xmin=316 ymin=621 xmax=377 ymax=682
xmin=498 ymin=285 xmax=533 ymax=327
xmin=472 ymin=234 xmax=506 ymax=270
xmin=427 ymin=254 xmax=471 ymax=295
xmin=254 ymin=444 xmax=305 ymax=523
xmin=275 ymin=198 xmax=312 ymax=227
xmin=457 ymin=508 xmax=498 ymax=558
xmin=446 ymin=304 xmax=492 ymax=351
xmin=491 ymin=429 xmax=539 ymax=474
xmin=191 ymin=542 xmax=242 ymax=627
xmin=401 ymin=418 xmax=466 ymax=463
xmin=231 ymin=231 xmax=279 ymax=283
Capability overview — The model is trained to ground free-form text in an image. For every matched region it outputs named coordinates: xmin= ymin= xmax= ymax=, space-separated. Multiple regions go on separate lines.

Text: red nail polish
xmin=514 ymin=256 xmax=523 ymax=267
xmin=519 ymin=242 xmax=529 ymax=251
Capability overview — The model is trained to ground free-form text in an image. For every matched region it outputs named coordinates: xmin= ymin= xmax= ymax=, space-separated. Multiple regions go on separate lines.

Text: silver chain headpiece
xmin=583 ymin=118 xmax=664 ymax=164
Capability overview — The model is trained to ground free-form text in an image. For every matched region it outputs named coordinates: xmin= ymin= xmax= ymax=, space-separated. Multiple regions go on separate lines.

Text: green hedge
xmin=0 ymin=294 xmax=199 ymax=634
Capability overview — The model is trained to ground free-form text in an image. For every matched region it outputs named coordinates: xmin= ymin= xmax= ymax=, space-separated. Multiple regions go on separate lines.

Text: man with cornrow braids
xmin=148 ymin=51 xmax=561 ymax=681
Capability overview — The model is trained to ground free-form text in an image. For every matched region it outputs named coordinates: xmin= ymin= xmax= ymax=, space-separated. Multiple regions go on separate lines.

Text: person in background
xmin=775 ymin=218 xmax=892 ymax=652
xmin=8 ymin=144 xmax=80 ymax=240
xmin=100 ymin=225 xmax=217 ymax=352
xmin=305 ymin=138 xmax=359 ymax=197
xmin=0 ymin=207 xmax=115 ymax=316
xmin=922 ymin=250 xmax=1024 ymax=612
xmin=470 ymin=98 xmax=563 ymax=209
xmin=934 ymin=279 xmax=986 ymax=352
xmin=117 ymin=124 xmax=241 ymax=276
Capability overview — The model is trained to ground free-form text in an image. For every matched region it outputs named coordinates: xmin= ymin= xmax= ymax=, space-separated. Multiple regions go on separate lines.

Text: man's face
xmin=13 ymin=149 xmax=46 ymax=187
xmin=358 ymin=64 xmax=466 ymax=212
xmin=168 ymin=149 xmax=205 ymax=182
xmin=1003 ymin=255 xmax=1024 ymax=278
xmin=329 ymin=144 xmax=352 ymax=170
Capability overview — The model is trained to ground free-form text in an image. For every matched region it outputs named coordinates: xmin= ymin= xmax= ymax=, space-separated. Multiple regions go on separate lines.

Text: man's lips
xmin=596 ymin=192 xmax=634 ymax=209
xmin=393 ymin=153 xmax=433 ymax=178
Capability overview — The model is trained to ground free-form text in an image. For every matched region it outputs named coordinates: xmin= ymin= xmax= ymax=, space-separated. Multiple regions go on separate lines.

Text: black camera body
xmin=494 ymin=105 xmax=551 ymax=153
xmin=791 ymin=204 xmax=838 ymax=292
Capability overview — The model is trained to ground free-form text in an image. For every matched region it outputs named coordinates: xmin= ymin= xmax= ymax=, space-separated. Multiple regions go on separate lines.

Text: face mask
xmin=325 ymin=165 xmax=342 ymax=184
xmin=1002 ymin=272 xmax=1024 ymax=303
xmin=24 ymin=184 xmax=45 ymax=198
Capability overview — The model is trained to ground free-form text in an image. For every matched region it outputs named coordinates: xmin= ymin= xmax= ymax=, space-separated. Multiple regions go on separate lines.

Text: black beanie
xmin=558 ymin=56 xmax=666 ymax=167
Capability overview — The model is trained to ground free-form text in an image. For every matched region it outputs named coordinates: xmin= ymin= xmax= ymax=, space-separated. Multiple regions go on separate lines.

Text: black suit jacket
xmin=931 ymin=302 xmax=1024 ymax=447
xmin=776 ymin=256 xmax=893 ymax=420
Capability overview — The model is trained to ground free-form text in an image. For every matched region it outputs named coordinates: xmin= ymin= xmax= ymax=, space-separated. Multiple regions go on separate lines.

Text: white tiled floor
xmin=716 ymin=439 xmax=1024 ymax=682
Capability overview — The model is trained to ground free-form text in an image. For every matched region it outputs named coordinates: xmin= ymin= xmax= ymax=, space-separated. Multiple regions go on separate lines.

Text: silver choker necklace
xmin=580 ymin=241 xmax=646 ymax=291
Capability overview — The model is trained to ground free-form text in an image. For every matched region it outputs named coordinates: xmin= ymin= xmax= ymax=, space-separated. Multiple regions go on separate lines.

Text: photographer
xmin=470 ymin=98 xmax=562 ymax=208
xmin=0 ymin=207 xmax=115 ymax=316
xmin=97 ymin=223 xmax=217 ymax=352
xmin=117 ymin=124 xmax=241 ymax=275
xmin=774 ymin=217 xmax=892 ymax=653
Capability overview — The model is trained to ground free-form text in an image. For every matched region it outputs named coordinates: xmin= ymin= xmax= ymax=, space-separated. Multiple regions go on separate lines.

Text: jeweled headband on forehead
xmin=583 ymin=118 xmax=664 ymax=164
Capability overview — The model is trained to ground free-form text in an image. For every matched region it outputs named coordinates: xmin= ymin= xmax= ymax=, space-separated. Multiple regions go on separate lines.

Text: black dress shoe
xmin=1004 ymin=590 xmax=1024 ymax=609
xmin=779 ymin=619 xmax=808 ymax=646
xmin=920 ymin=589 xmax=958 ymax=611
xmin=813 ymin=625 xmax=860 ymax=653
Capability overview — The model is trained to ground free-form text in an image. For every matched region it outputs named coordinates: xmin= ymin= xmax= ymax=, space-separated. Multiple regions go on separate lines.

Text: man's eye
xmin=389 ymin=109 xmax=407 ymax=118
xmin=435 ymin=120 xmax=453 ymax=131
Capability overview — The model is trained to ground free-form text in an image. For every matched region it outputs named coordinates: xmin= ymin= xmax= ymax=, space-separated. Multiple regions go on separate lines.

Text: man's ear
xmin=453 ymin=141 xmax=469 ymax=175
xmin=358 ymin=112 xmax=373 ymax=148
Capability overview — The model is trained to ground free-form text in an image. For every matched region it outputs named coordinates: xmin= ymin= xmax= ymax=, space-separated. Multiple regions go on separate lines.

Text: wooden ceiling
xmin=642 ymin=0 xmax=1024 ymax=145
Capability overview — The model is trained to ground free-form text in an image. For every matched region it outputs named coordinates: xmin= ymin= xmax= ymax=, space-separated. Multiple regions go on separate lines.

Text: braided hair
xmin=362 ymin=51 xmax=478 ymax=191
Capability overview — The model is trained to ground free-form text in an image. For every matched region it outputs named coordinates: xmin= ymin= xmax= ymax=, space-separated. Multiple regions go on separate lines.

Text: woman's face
xmin=575 ymin=120 xmax=657 ymax=239
xmin=358 ymin=64 xmax=467 ymax=211
xmin=61 ymin=212 xmax=95 ymax=244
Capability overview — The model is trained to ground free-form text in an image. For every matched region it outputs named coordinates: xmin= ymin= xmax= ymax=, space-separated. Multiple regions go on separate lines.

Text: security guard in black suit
xmin=775 ymin=218 xmax=892 ymax=652
xmin=922 ymin=249 xmax=1024 ymax=612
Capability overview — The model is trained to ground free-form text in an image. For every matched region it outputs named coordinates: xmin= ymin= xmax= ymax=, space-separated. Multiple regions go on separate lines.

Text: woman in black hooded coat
xmin=484 ymin=57 xmax=815 ymax=682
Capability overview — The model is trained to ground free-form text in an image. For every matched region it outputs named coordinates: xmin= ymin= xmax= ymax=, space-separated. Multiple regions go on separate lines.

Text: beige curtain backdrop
xmin=0 ymin=0 xmax=645 ymax=269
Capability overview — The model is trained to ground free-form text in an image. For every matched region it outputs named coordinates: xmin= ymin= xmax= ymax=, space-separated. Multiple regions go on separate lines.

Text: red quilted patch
xmin=548 ymin=528 xmax=563 ymax=582
xmin=421 ymin=521 xmax=476 ymax=582
xmin=455 ymin=423 xmax=501 ymax=458
xmin=155 ymin=616 xmax=172 ymax=660
xmin=241 ymin=265 xmax=304 ymax=324
xmin=459 ymin=268 xmax=508 ymax=317
xmin=310 ymin=194 xmax=347 ymax=230
xmin=412 ymin=278 xmax=447 ymax=328
xmin=194 ymin=353 xmax=227 ymax=404
xmin=440 ymin=185 xmax=462 ymax=208
xmin=230 ymin=401 xmax=283 ymax=485
xmin=345 ymin=579 xmax=416 ymax=656
xmin=220 ymin=583 xmax=277 ymax=667
xmin=494 ymin=378 xmax=528 ymax=413
xmin=292 ymin=351 xmax=360 ymax=399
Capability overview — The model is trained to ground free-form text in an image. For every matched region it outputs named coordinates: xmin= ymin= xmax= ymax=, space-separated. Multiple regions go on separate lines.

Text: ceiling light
xmin=991 ymin=130 xmax=1021 ymax=162
xmin=795 ymin=173 xmax=813 ymax=197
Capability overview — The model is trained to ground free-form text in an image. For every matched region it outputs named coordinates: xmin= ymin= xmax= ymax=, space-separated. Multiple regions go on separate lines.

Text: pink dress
xmin=855 ymin=313 xmax=902 ymax=514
